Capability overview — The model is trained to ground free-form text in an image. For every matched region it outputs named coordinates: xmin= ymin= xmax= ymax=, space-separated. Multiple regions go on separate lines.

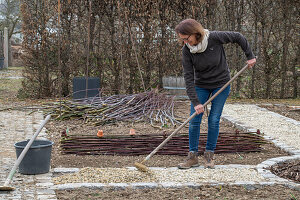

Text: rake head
xmin=134 ymin=162 xmax=149 ymax=173
xmin=0 ymin=185 xmax=15 ymax=191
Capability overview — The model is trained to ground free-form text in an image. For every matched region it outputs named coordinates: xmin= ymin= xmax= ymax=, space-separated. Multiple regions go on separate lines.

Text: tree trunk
xmin=279 ymin=1 xmax=290 ymax=98
xmin=292 ymin=46 xmax=299 ymax=98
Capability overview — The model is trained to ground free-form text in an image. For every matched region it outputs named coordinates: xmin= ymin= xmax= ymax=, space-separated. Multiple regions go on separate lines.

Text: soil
xmin=56 ymin=185 xmax=300 ymax=200
xmin=258 ymin=103 xmax=300 ymax=121
xmin=271 ymin=159 xmax=300 ymax=183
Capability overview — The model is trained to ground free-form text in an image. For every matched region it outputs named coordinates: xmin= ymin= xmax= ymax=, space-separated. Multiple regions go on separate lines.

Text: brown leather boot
xmin=178 ymin=152 xmax=199 ymax=169
xmin=204 ymin=151 xmax=215 ymax=169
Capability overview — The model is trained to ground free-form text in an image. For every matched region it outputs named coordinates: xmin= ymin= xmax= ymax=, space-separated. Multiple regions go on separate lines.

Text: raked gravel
xmin=222 ymin=104 xmax=300 ymax=150
xmin=53 ymin=167 xmax=265 ymax=185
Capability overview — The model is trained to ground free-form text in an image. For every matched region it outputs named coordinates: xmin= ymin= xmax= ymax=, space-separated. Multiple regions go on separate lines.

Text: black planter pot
xmin=72 ymin=77 xmax=100 ymax=99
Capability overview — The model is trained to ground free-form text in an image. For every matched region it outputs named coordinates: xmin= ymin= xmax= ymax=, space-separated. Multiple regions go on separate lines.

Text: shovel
xmin=134 ymin=63 xmax=251 ymax=172
xmin=0 ymin=115 xmax=51 ymax=191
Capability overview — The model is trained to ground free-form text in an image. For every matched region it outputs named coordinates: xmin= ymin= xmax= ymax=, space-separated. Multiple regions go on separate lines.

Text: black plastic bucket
xmin=14 ymin=140 xmax=54 ymax=175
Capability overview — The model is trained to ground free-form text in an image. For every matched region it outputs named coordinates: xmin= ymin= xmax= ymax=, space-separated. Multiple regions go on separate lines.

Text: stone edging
xmin=256 ymin=155 xmax=300 ymax=191
xmin=51 ymin=182 xmax=287 ymax=191
xmin=221 ymin=105 xmax=300 ymax=191
xmin=51 ymin=163 xmax=300 ymax=191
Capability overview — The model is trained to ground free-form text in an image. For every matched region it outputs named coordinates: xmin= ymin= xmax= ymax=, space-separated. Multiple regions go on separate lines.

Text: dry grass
xmin=0 ymin=67 xmax=24 ymax=103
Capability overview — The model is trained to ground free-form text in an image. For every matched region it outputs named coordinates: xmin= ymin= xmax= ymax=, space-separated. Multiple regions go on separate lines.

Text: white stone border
xmin=256 ymin=155 xmax=300 ymax=191
xmin=51 ymin=181 xmax=300 ymax=191
xmin=221 ymin=106 xmax=300 ymax=190
xmin=51 ymin=164 xmax=300 ymax=191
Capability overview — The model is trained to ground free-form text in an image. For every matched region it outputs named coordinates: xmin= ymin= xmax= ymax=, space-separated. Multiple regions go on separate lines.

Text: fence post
xmin=3 ymin=27 xmax=9 ymax=68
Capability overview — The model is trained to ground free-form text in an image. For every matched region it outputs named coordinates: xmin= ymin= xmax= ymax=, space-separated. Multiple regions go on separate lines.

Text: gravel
xmin=222 ymin=104 xmax=300 ymax=150
xmin=53 ymin=167 xmax=265 ymax=184
xmin=53 ymin=168 xmax=157 ymax=184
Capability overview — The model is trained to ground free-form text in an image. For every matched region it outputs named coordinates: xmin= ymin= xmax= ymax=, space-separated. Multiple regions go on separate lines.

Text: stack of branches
xmin=43 ymin=91 xmax=183 ymax=128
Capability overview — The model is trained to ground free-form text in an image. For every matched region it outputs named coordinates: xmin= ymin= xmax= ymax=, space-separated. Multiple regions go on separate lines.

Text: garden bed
xmin=44 ymin=100 xmax=300 ymax=199
xmin=46 ymin=101 xmax=290 ymax=169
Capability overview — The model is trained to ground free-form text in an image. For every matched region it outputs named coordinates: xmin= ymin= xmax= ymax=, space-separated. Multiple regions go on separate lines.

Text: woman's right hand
xmin=194 ymin=104 xmax=204 ymax=114
xmin=247 ymin=58 xmax=256 ymax=68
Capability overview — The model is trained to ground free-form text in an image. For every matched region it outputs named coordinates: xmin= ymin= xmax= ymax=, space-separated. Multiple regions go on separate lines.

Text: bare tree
xmin=19 ymin=0 xmax=299 ymax=99
xmin=0 ymin=0 xmax=20 ymax=39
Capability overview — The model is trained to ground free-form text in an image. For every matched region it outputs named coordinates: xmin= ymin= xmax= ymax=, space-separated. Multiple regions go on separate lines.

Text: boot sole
xmin=177 ymin=164 xmax=200 ymax=169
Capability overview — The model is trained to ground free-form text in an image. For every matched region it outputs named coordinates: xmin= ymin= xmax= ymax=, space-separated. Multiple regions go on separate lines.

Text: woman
xmin=175 ymin=19 xmax=256 ymax=169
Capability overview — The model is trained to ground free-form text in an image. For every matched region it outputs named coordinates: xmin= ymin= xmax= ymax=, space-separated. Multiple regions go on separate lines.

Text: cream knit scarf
xmin=186 ymin=29 xmax=210 ymax=53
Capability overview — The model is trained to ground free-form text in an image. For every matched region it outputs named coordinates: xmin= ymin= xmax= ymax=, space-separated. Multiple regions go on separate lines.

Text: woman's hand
xmin=194 ymin=104 xmax=204 ymax=115
xmin=247 ymin=58 xmax=256 ymax=68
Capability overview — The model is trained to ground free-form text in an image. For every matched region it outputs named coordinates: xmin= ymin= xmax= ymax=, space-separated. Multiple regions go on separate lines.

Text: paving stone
xmin=107 ymin=183 xmax=129 ymax=190
xmin=81 ymin=183 xmax=107 ymax=189
xmin=35 ymin=173 xmax=53 ymax=179
xmin=37 ymin=194 xmax=57 ymax=200
xmin=130 ymin=182 xmax=158 ymax=189
xmin=231 ymin=181 xmax=256 ymax=186
xmin=36 ymin=182 xmax=54 ymax=188
xmin=23 ymin=194 xmax=35 ymax=199
xmin=290 ymin=150 xmax=300 ymax=155
xmin=36 ymin=178 xmax=53 ymax=183
xmin=243 ymin=184 xmax=259 ymax=190
xmin=51 ymin=183 xmax=82 ymax=190
xmin=257 ymin=168 xmax=269 ymax=174
xmin=285 ymin=183 xmax=300 ymax=191
xmin=53 ymin=168 xmax=79 ymax=173
xmin=256 ymin=163 xmax=269 ymax=169
xmin=208 ymin=182 xmax=226 ymax=187
xmin=182 ymin=182 xmax=203 ymax=188
xmin=261 ymin=160 xmax=277 ymax=166
xmin=269 ymin=157 xmax=288 ymax=163
xmin=160 ymin=182 xmax=184 ymax=188
xmin=261 ymin=173 xmax=279 ymax=179
xmin=225 ymin=164 xmax=256 ymax=169
xmin=258 ymin=182 xmax=277 ymax=186
xmin=37 ymin=188 xmax=56 ymax=195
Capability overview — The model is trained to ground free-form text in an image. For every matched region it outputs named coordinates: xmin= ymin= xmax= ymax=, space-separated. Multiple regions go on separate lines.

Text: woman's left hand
xmin=247 ymin=58 xmax=256 ymax=68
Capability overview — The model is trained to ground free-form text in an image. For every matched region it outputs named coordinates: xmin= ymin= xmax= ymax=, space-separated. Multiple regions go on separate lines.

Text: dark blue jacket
xmin=182 ymin=31 xmax=255 ymax=106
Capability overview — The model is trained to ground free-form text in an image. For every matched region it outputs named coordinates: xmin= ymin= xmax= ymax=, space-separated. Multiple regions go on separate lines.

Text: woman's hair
xmin=175 ymin=19 xmax=205 ymax=44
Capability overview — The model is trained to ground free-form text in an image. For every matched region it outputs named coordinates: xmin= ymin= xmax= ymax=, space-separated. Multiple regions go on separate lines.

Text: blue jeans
xmin=189 ymin=85 xmax=230 ymax=152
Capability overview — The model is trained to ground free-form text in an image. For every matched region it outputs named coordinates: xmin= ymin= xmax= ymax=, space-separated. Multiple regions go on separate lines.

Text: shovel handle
xmin=143 ymin=64 xmax=250 ymax=162
xmin=4 ymin=115 xmax=51 ymax=186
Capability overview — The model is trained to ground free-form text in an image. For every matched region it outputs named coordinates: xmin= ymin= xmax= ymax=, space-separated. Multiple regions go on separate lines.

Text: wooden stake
xmin=85 ymin=0 xmax=92 ymax=98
